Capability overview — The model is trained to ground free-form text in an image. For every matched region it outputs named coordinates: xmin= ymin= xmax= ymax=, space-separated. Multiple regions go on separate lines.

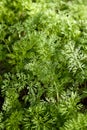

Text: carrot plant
xmin=0 ymin=0 xmax=87 ymax=129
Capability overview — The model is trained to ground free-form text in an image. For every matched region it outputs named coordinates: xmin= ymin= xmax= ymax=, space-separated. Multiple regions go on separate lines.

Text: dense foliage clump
xmin=0 ymin=0 xmax=87 ymax=129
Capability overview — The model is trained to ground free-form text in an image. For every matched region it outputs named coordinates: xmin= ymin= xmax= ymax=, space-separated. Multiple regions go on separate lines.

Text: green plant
xmin=0 ymin=0 xmax=87 ymax=130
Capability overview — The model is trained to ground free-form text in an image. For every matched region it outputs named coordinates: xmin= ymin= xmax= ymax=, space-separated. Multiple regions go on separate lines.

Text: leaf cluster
xmin=0 ymin=0 xmax=87 ymax=130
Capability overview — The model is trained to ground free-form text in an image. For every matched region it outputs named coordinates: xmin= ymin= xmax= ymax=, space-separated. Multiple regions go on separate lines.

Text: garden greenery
xmin=0 ymin=0 xmax=87 ymax=129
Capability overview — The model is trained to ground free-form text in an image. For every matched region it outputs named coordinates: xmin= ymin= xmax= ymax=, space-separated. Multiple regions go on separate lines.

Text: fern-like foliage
xmin=60 ymin=113 xmax=87 ymax=130
xmin=0 ymin=0 xmax=87 ymax=130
